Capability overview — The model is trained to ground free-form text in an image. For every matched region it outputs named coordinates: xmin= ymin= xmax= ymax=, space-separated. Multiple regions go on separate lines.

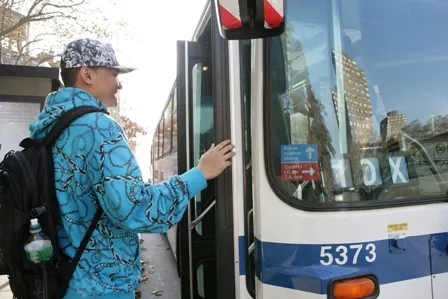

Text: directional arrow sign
xmin=303 ymin=167 xmax=315 ymax=176
xmin=281 ymin=144 xmax=318 ymax=163
xmin=281 ymin=163 xmax=319 ymax=181
xmin=306 ymin=146 xmax=315 ymax=160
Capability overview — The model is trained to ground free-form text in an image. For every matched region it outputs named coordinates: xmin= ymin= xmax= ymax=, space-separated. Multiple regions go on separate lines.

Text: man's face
xmin=81 ymin=67 xmax=122 ymax=107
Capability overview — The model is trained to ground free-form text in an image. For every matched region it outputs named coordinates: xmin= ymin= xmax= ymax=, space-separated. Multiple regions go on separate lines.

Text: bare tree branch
xmin=0 ymin=0 xmax=128 ymax=65
xmin=30 ymin=12 xmax=74 ymax=21
xmin=13 ymin=32 xmax=55 ymax=63
xmin=35 ymin=55 xmax=55 ymax=66
xmin=39 ymin=0 xmax=84 ymax=13
xmin=0 ymin=0 xmax=82 ymax=37
xmin=27 ymin=0 xmax=44 ymax=17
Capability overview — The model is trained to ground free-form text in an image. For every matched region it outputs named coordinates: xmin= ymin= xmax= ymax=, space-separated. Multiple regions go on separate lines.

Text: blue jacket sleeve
xmin=87 ymin=116 xmax=207 ymax=233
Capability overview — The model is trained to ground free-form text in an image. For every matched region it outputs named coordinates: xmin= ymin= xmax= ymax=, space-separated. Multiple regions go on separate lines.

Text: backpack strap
xmin=56 ymin=209 xmax=103 ymax=298
xmin=44 ymin=106 xmax=109 ymax=147
xmin=67 ymin=209 xmax=103 ymax=276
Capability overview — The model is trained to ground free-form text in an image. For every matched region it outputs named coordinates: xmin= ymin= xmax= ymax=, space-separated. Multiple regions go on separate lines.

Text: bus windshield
xmin=265 ymin=0 xmax=448 ymax=205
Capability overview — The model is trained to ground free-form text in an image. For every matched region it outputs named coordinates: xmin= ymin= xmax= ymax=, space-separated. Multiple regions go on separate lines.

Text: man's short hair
xmin=60 ymin=68 xmax=80 ymax=87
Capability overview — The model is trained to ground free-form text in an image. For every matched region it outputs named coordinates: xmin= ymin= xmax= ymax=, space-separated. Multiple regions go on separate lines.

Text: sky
xmin=115 ymin=0 xmax=207 ymax=127
xmin=111 ymin=0 xmax=208 ymax=178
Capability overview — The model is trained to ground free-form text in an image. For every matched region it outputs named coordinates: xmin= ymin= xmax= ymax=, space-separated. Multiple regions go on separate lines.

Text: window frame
xmin=239 ymin=40 xmax=256 ymax=298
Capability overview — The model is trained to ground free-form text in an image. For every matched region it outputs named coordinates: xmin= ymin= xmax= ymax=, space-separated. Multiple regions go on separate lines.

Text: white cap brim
xmin=111 ymin=65 xmax=136 ymax=74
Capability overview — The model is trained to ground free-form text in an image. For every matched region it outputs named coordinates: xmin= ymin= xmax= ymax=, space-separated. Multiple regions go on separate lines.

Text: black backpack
xmin=0 ymin=106 xmax=108 ymax=299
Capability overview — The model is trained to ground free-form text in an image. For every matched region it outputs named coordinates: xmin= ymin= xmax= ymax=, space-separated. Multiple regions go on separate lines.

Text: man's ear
xmin=79 ymin=66 xmax=94 ymax=85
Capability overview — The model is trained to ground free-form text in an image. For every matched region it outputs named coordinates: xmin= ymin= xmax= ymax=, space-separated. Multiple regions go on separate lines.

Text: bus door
xmin=176 ymin=40 xmax=218 ymax=299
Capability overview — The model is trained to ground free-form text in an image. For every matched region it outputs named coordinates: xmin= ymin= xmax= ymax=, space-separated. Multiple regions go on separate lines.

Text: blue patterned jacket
xmin=29 ymin=87 xmax=207 ymax=297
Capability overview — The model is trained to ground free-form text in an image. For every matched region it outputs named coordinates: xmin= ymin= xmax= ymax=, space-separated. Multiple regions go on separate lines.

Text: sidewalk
xmin=137 ymin=233 xmax=180 ymax=299
xmin=0 ymin=233 xmax=180 ymax=299
xmin=0 ymin=275 xmax=11 ymax=299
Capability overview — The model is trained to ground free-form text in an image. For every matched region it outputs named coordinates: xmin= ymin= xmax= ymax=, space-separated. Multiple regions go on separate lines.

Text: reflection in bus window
xmin=152 ymin=133 xmax=157 ymax=160
xmin=172 ymin=88 xmax=178 ymax=152
xmin=192 ymin=62 xmax=215 ymax=237
xmin=152 ymin=85 xmax=179 ymax=187
xmin=266 ymin=0 xmax=448 ymax=204
xmin=163 ymin=99 xmax=173 ymax=155
xmin=157 ymin=121 xmax=164 ymax=158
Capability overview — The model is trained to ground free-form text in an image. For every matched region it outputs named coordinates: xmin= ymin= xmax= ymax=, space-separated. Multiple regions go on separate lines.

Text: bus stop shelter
xmin=0 ymin=65 xmax=61 ymax=159
xmin=0 ymin=64 xmax=61 ymax=296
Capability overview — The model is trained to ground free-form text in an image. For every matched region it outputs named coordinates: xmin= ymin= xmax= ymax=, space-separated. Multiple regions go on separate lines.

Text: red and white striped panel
xmin=218 ymin=0 xmax=242 ymax=29
xmin=264 ymin=0 xmax=284 ymax=29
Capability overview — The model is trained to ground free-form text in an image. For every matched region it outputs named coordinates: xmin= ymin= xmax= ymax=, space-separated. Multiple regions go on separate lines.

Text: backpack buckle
xmin=29 ymin=204 xmax=48 ymax=219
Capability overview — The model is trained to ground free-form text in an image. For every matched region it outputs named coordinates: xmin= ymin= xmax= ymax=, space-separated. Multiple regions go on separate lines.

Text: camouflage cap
xmin=61 ymin=38 xmax=135 ymax=74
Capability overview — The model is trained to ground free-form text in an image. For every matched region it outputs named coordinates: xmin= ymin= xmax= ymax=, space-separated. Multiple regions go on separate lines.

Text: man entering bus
xmin=28 ymin=38 xmax=235 ymax=299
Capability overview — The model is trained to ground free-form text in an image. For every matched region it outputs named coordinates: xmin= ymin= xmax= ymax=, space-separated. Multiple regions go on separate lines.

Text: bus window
xmin=190 ymin=56 xmax=216 ymax=298
xmin=157 ymin=120 xmax=164 ymax=158
xmin=155 ymin=128 xmax=160 ymax=160
xmin=163 ymin=99 xmax=173 ymax=155
xmin=192 ymin=61 xmax=215 ymax=237
xmin=152 ymin=134 xmax=156 ymax=160
xmin=197 ymin=259 xmax=217 ymax=299
xmin=265 ymin=0 xmax=448 ymax=205
xmin=172 ymin=87 xmax=178 ymax=152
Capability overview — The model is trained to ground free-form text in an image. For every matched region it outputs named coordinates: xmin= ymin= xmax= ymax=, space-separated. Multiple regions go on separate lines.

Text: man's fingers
xmin=223 ymin=151 xmax=236 ymax=160
xmin=214 ymin=139 xmax=231 ymax=151
xmin=221 ymin=144 xmax=235 ymax=153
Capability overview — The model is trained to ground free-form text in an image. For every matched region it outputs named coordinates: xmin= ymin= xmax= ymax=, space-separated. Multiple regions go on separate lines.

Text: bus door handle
xmin=247 ymin=208 xmax=254 ymax=255
xmin=190 ymin=199 xmax=216 ymax=230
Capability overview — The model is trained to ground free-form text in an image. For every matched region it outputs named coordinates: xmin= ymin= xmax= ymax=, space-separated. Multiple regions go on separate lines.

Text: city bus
xmin=151 ymin=0 xmax=448 ymax=298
